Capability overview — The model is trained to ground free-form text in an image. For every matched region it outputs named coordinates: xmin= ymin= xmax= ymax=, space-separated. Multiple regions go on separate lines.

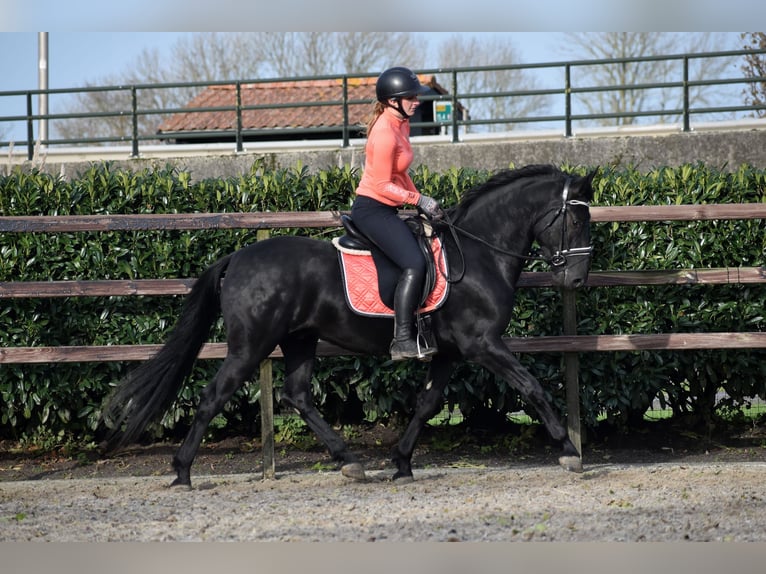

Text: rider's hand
xmin=417 ymin=195 xmax=444 ymax=221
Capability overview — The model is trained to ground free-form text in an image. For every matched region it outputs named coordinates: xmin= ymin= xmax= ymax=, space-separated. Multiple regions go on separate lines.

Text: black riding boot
xmin=389 ymin=268 xmax=437 ymax=361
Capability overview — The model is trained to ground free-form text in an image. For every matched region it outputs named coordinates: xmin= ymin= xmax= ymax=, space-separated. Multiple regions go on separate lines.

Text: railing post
xmin=450 ymin=70 xmax=459 ymax=143
xmin=130 ymin=87 xmax=139 ymax=158
xmin=565 ymin=65 xmax=573 ymax=138
xmin=682 ymin=57 xmax=691 ymax=133
xmin=561 ymin=288 xmax=582 ymax=457
xmin=235 ymin=82 xmax=244 ymax=153
xmin=256 ymin=228 xmax=276 ymax=479
xmin=25 ymin=93 xmax=34 ymax=161
xmin=341 ymin=76 xmax=350 ymax=148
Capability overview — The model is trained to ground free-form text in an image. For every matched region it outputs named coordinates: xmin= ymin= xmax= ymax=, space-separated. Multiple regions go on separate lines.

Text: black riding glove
xmin=417 ymin=195 xmax=444 ymax=221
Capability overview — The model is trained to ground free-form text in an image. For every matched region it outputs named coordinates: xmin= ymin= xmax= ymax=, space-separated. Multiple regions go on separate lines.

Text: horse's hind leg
xmin=279 ymin=335 xmax=365 ymax=480
xmin=390 ymin=355 xmax=454 ymax=481
xmin=171 ymin=353 xmax=259 ymax=487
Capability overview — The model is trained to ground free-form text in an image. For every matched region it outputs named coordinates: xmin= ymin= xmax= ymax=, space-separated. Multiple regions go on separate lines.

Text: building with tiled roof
xmin=156 ymin=75 xmax=464 ymax=144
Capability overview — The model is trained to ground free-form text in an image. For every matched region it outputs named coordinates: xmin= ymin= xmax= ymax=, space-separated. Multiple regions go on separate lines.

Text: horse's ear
xmin=573 ymin=168 xmax=598 ymax=202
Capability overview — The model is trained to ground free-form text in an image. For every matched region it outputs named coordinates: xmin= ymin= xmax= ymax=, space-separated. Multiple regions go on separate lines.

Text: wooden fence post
xmin=256 ymin=229 xmax=276 ymax=480
xmin=259 ymin=359 xmax=275 ymax=480
xmin=561 ymin=288 xmax=582 ymax=458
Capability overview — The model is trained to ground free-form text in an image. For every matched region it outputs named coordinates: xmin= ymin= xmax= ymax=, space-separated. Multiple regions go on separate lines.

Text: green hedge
xmin=0 ymin=160 xmax=764 ymax=444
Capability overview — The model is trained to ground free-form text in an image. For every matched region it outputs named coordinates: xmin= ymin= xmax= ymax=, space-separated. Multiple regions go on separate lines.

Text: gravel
xmin=2 ymin=460 xmax=765 ymax=542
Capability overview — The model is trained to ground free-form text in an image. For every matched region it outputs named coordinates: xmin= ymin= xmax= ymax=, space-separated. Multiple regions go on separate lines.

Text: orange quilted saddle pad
xmin=336 ymin=237 xmax=449 ymax=318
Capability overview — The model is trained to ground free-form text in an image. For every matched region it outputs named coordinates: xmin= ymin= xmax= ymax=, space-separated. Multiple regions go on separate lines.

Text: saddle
xmin=332 ymin=214 xmax=449 ymax=318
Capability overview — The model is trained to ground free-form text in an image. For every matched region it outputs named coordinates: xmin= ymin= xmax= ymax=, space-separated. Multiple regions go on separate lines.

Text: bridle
xmin=536 ymin=177 xmax=594 ymax=268
xmin=437 ymin=177 xmax=593 ymax=282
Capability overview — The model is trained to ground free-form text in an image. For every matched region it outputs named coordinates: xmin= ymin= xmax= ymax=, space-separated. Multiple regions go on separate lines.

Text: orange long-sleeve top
xmin=354 ymin=110 xmax=422 ymax=207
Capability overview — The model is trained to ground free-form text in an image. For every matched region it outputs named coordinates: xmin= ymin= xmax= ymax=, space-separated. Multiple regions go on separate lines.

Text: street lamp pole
xmin=38 ymin=32 xmax=49 ymax=149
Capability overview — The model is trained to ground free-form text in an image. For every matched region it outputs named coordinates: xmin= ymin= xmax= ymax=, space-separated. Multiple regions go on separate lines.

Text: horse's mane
xmin=450 ymin=164 xmax=562 ymax=220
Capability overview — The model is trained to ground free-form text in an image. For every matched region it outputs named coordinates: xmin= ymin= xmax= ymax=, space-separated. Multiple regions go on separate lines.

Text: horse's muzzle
xmin=550 ymin=252 xmax=591 ymax=289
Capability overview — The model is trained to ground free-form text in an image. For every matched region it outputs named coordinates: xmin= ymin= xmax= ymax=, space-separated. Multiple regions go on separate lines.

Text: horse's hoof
xmin=341 ymin=462 xmax=366 ymax=481
xmin=559 ymin=455 xmax=583 ymax=473
xmin=391 ymin=468 xmax=414 ymax=483
xmin=168 ymin=479 xmax=192 ymax=491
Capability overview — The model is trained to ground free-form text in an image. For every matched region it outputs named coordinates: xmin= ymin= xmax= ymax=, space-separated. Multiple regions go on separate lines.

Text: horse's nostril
xmin=572 ymin=278 xmax=584 ymax=288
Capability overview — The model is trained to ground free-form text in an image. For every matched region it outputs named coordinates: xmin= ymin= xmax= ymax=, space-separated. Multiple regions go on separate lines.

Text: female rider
xmin=351 ymin=66 xmax=444 ymax=361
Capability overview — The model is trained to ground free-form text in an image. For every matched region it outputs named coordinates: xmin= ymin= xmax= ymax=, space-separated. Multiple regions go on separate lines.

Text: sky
xmin=0 ymin=31 xmax=578 ymax=143
xmin=2 ymin=0 xmax=762 ymax=32
xmin=0 ymin=0 xmax=759 ymax=145
xmin=0 ymin=32 xmax=571 ymax=93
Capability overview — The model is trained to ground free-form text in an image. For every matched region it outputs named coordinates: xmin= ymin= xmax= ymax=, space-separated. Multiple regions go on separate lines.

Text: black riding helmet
xmin=376 ymin=66 xmax=429 ymax=118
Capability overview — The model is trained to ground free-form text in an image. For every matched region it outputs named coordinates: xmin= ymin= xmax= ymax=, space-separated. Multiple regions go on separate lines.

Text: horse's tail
xmin=100 ymin=253 xmax=233 ymax=453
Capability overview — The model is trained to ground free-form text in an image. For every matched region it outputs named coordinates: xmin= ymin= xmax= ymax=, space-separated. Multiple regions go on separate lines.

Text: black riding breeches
xmin=350 ymin=195 xmax=426 ymax=276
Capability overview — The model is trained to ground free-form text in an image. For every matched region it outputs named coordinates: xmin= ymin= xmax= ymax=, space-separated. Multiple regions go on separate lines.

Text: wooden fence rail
xmin=2 ymin=333 xmax=766 ymax=365
xmin=1 ymin=202 xmax=765 ymax=235
xmin=1 ymin=267 xmax=765 ymax=299
xmin=2 ymin=204 xmax=765 ymax=472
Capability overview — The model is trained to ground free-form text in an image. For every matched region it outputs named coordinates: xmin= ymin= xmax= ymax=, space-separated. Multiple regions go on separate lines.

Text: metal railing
xmin=1 ymin=48 xmax=765 ymax=160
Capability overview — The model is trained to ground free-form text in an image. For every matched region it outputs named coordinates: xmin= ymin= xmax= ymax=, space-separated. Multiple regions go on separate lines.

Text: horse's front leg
xmin=390 ymin=355 xmax=454 ymax=481
xmin=475 ymin=339 xmax=582 ymax=473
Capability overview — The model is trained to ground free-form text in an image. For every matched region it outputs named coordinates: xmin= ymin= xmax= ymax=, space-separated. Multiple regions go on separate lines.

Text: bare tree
xmin=168 ymin=32 xmax=263 ymax=83
xmin=55 ymin=32 xmax=426 ymax=144
xmin=333 ymin=32 xmax=426 ymax=75
xmin=245 ymin=32 xmax=425 ymax=77
xmin=435 ymin=34 xmax=549 ymax=133
xmin=741 ymin=32 xmax=766 ymax=118
xmin=251 ymin=32 xmax=312 ymax=77
xmin=57 ymin=33 xmax=269 ymax=144
xmin=560 ymin=32 xmax=739 ymax=127
xmin=54 ymin=50 xmax=178 ymax=145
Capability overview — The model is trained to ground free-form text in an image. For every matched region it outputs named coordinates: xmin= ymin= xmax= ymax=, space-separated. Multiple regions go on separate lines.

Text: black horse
xmin=102 ymin=164 xmax=596 ymax=487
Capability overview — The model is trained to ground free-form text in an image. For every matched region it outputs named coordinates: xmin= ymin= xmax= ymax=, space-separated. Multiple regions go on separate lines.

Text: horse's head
xmin=533 ymin=169 xmax=596 ymax=289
